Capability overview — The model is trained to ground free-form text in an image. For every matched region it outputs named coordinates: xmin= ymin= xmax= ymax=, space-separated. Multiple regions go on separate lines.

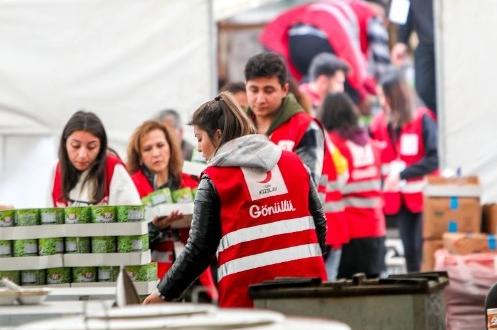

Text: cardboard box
xmin=443 ymin=232 xmax=496 ymax=255
xmin=1 ymin=254 xmax=64 ymax=271
xmin=421 ymin=239 xmax=444 ymax=271
xmin=423 ymin=176 xmax=482 ymax=239
xmin=482 ymin=203 xmax=497 ymax=234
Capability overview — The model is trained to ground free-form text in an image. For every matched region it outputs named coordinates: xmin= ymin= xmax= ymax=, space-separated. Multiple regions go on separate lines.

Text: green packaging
xmin=125 ymin=263 xmax=157 ymax=282
xmin=172 ymin=188 xmax=194 ymax=203
xmin=147 ymin=188 xmax=173 ymax=206
xmin=0 ymin=210 xmax=15 ymax=227
xmin=15 ymin=209 xmax=40 ymax=226
xmin=39 ymin=238 xmax=64 ymax=256
xmin=21 ymin=269 xmax=46 ymax=285
xmin=0 ymin=240 xmax=12 ymax=257
xmin=72 ymin=267 xmax=97 ymax=283
xmin=117 ymin=234 xmax=149 ymax=253
xmin=46 ymin=267 xmax=71 ymax=284
xmin=0 ymin=271 xmax=20 ymax=284
xmin=117 ymin=205 xmax=145 ymax=222
xmin=91 ymin=206 xmax=116 ymax=223
xmin=97 ymin=266 xmax=119 ymax=282
xmin=64 ymin=207 xmax=91 ymax=224
xmin=64 ymin=237 xmax=91 ymax=253
xmin=91 ymin=236 xmax=116 ymax=253
xmin=13 ymin=239 xmax=38 ymax=256
xmin=40 ymin=208 xmax=64 ymax=225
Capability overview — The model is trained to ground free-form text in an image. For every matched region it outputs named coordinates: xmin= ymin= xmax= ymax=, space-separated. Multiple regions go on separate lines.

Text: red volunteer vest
xmin=131 ymin=169 xmax=218 ymax=301
xmin=270 ymin=112 xmax=349 ymax=247
xmin=52 ymin=154 xmax=123 ymax=207
xmin=370 ymin=108 xmax=437 ymax=214
xmin=204 ymin=151 xmax=327 ymax=308
xmin=260 ymin=2 xmax=370 ymax=99
xmin=329 ymin=132 xmax=385 ymax=238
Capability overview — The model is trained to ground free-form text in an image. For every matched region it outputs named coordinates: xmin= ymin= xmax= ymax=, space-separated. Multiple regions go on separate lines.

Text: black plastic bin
xmin=249 ymin=271 xmax=449 ymax=330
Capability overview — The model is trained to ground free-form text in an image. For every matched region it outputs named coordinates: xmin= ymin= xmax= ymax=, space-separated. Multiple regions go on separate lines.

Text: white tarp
xmin=0 ymin=0 xmax=212 ymax=207
xmin=436 ymin=0 xmax=497 ymax=203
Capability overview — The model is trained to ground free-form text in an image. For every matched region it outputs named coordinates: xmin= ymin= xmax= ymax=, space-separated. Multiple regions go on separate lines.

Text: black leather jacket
xmin=157 ymin=173 xmax=328 ymax=300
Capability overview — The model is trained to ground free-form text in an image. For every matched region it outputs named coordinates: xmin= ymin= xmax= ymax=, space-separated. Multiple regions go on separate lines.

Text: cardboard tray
xmin=0 ymin=221 xmax=148 ymax=240
xmin=63 ymin=251 xmax=151 ymax=267
xmin=145 ymin=203 xmax=193 ymax=228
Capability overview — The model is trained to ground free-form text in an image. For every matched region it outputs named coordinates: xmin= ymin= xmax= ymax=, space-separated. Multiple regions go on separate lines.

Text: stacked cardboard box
xmin=421 ymin=176 xmax=482 ymax=271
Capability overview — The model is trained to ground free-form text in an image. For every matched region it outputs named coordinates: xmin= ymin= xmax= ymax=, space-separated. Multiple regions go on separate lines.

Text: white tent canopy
xmin=0 ymin=0 xmax=219 ymax=207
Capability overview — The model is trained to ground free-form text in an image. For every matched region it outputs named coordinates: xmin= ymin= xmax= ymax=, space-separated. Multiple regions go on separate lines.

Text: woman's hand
xmin=152 ymin=210 xmax=184 ymax=230
xmin=383 ymin=172 xmax=401 ymax=192
xmin=142 ymin=292 xmax=164 ymax=304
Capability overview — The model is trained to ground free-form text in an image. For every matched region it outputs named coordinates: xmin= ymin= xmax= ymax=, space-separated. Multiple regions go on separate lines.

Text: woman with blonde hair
xmin=143 ymin=92 xmax=327 ymax=307
xmin=127 ymin=120 xmax=217 ymax=301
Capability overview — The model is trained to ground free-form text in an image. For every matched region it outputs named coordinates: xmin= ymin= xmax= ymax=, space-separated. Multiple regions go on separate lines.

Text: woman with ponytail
xmin=143 ymin=92 xmax=327 ymax=307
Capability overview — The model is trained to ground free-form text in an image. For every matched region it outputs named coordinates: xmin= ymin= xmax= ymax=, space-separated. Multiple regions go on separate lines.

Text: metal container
xmin=250 ymin=272 xmax=449 ymax=330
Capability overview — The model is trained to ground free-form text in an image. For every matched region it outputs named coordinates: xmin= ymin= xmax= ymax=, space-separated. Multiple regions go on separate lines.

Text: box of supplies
xmin=423 ymin=176 xmax=481 ymax=239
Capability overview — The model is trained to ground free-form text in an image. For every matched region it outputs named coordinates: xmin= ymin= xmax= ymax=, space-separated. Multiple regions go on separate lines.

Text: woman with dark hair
xmin=370 ymin=69 xmax=438 ymax=272
xmin=50 ymin=111 xmax=140 ymax=206
xmin=319 ymin=93 xmax=386 ymax=278
xmin=127 ymin=120 xmax=217 ymax=301
xmin=143 ymin=92 xmax=327 ymax=307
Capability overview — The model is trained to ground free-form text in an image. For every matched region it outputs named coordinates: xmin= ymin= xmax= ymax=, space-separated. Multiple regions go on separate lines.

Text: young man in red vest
xmin=244 ymin=52 xmax=349 ymax=280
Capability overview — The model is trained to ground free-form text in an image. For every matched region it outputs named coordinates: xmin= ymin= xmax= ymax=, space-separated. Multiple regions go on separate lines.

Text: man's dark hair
xmin=309 ymin=52 xmax=349 ymax=81
xmin=244 ymin=52 xmax=288 ymax=86
xmin=220 ymin=81 xmax=246 ymax=94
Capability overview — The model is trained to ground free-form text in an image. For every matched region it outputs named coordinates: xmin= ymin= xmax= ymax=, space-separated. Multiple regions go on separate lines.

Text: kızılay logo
xmin=242 ymin=165 xmax=288 ymax=201
xmin=249 ymin=200 xmax=296 ymax=219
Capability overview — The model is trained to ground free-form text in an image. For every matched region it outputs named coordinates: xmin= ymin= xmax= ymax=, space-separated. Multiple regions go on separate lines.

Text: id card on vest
xmin=346 ymin=141 xmax=375 ymax=168
xmin=241 ymin=165 xmax=288 ymax=201
xmin=400 ymin=133 xmax=419 ymax=156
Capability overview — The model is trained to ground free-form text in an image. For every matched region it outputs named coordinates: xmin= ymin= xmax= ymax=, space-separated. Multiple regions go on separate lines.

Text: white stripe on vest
xmin=343 ymin=197 xmax=381 ymax=208
xmin=401 ymin=180 xmax=425 ymax=193
xmin=217 ymin=243 xmax=322 ymax=281
xmin=324 ymin=200 xmax=345 ymax=213
xmin=217 ymin=216 xmax=315 ymax=254
xmin=342 ymin=180 xmax=381 ymax=194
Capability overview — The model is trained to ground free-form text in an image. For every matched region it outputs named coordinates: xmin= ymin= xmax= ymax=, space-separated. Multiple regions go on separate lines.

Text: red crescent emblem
xmin=258 ymin=170 xmax=272 ymax=184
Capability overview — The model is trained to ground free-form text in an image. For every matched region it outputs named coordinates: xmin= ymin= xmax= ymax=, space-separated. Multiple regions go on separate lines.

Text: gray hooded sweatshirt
xmin=157 ymin=134 xmax=327 ymax=301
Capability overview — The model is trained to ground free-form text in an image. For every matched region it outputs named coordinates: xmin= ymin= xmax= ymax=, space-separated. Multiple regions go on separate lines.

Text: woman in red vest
xmin=50 ymin=111 xmax=140 ymax=207
xmin=127 ymin=120 xmax=217 ymax=301
xmin=370 ymin=70 xmax=438 ymax=272
xmin=319 ymin=93 xmax=386 ymax=278
xmin=143 ymin=92 xmax=327 ymax=307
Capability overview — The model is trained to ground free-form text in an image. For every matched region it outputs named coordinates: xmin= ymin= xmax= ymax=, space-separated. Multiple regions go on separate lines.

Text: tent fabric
xmin=0 ymin=0 xmax=212 ymax=207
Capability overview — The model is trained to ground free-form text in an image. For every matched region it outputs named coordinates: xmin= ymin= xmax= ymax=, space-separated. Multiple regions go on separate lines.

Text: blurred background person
xmin=370 ymin=69 xmax=438 ymax=272
xmin=299 ymin=52 xmax=349 ymax=112
xmin=319 ymin=92 xmax=386 ymax=278
xmin=157 ymin=109 xmax=195 ymax=161
xmin=220 ymin=81 xmax=248 ymax=110
xmin=391 ymin=0 xmax=436 ymax=115
xmin=50 ymin=110 xmax=140 ymax=207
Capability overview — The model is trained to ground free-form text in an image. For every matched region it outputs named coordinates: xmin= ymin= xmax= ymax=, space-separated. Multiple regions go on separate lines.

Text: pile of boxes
xmin=422 ymin=176 xmax=489 ymax=271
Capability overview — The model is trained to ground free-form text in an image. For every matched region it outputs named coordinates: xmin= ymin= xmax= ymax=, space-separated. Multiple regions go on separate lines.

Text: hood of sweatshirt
xmin=208 ymin=134 xmax=281 ymax=171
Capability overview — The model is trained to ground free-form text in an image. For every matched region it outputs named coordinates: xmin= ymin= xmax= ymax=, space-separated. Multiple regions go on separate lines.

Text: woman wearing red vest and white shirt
xmin=143 ymin=92 xmax=327 ymax=307
xmin=370 ymin=70 xmax=438 ymax=272
xmin=50 ymin=111 xmax=140 ymax=207
xmin=319 ymin=93 xmax=386 ymax=278
xmin=127 ymin=120 xmax=217 ymax=301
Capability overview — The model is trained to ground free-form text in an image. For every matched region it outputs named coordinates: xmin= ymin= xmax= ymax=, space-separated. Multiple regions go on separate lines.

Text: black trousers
xmin=414 ymin=43 xmax=437 ymax=114
xmin=386 ymin=206 xmax=422 ymax=272
xmin=338 ymin=236 xmax=386 ymax=279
